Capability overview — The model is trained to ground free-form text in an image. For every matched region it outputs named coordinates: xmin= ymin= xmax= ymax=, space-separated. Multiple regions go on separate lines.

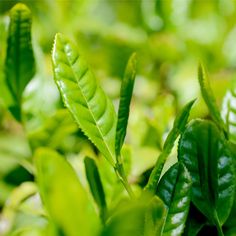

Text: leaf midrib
xmin=61 ymin=43 xmax=115 ymax=166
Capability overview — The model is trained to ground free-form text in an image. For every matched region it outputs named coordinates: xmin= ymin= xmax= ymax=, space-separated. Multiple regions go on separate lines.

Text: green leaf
xmin=52 ymin=33 xmax=117 ymax=166
xmin=222 ymin=89 xmax=236 ymax=143
xmin=145 ymin=99 xmax=195 ymax=193
xmin=35 ymin=148 xmax=99 ymax=236
xmin=5 ymin=3 xmax=35 ymax=121
xmin=224 ymin=141 xmax=236 ymax=230
xmin=143 ymin=196 xmax=167 ymax=236
xmin=84 ymin=157 xmax=107 ymax=223
xmin=100 ymin=195 xmax=166 ymax=236
xmin=28 ymin=109 xmax=78 ymax=150
xmin=198 ymin=63 xmax=225 ymax=132
xmin=178 ymin=119 xmax=235 ymax=230
xmin=182 ymin=204 xmax=206 ymax=236
xmin=156 ymin=163 xmax=192 ymax=236
xmin=115 ymin=52 xmax=137 ymax=157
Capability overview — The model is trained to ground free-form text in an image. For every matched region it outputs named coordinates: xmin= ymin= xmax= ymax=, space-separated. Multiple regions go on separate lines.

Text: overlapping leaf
xmin=35 ymin=148 xmax=99 ymax=236
xmin=100 ymin=195 xmax=166 ymax=236
xmin=156 ymin=163 xmax=192 ymax=236
xmin=52 ymin=34 xmax=117 ymax=166
xmin=178 ymin=119 xmax=235 ymax=229
xmin=115 ymin=53 xmax=137 ymax=157
xmin=145 ymin=99 xmax=195 ymax=193
xmin=5 ymin=3 xmax=35 ymax=121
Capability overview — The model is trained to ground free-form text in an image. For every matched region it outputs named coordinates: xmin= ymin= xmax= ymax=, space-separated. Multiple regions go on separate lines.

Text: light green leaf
xmin=52 ymin=33 xmax=117 ymax=166
xmin=178 ymin=119 xmax=235 ymax=231
xmin=84 ymin=157 xmax=107 ymax=223
xmin=100 ymin=195 xmax=166 ymax=236
xmin=145 ymin=99 xmax=195 ymax=193
xmin=115 ymin=52 xmax=137 ymax=157
xmin=35 ymin=148 xmax=99 ymax=236
xmin=144 ymin=196 xmax=167 ymax=236
xmin=28 ymin=109 xmax=78 ymax=150
xmin=198 ymin=63 xmax=225 ymax=132
xmin=156 ymin=163 xmax=192 ymax=236
xmin=5 ymin=3 xmax=35 ymax=121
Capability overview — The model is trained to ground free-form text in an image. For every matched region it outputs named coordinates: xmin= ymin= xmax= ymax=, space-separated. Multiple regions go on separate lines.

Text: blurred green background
xmin=0 ymin=0 xmax=236 ymax=234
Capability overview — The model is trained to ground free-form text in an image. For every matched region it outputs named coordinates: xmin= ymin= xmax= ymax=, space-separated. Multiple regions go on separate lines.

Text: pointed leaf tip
xmin=52 ymin=34 xmax=117 ymax=166
xmin=11 ymin=3 xmax=31 ymax=13
xmin=115 ymin=52 xmax=137 ymax=156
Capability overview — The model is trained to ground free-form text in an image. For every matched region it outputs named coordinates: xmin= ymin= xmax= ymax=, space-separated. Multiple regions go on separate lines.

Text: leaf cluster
xmin=0 ymin=3 xmax=236 ymax=236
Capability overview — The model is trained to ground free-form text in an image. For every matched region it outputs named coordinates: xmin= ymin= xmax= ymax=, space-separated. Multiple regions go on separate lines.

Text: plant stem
xmin=115 ymin=160 xmax=135 ymax=198
xmin=213 ymin=210 xmax=224 ymax=236
xmin=216 ymin=224 xmax=224 ymax=236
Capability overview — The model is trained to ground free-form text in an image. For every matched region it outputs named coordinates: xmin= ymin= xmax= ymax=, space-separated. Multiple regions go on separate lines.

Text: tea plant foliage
xmin=101 ymin=195 xmax=166 ymax=236
xmin=178 ymin=119 xmax=235 ymax=231
xmin=36 ymin=148 xmax=99 ymax=236
xmin=84 ymin=157 xmax=107 ymax=223
xmin=198 ymin=64 xmax=226 ymax=132
xmin=115 ymin=52 xmax=137 ymax=157
xmin=156 ymin=163 xmax=192 ymax=236
xmin=145 ymin=99 xmax=195 ymax=193
xmin=1 ymin=3 xmax=236 ymax=236
xmin=222 ymin=89 xmax=236 ymax=143
xmin=5 ymin=3 xmax=35 ymax=121
xmin=52 ymin=33 xmax=117 ymax=167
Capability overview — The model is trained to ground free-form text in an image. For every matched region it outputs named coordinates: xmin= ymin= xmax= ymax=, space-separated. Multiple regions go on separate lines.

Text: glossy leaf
xmin=156 ymin=163 xmax=192 ymax=236
xmin=182 ymin=204 xmax=206 ymax=236
xmin=115 ymin=52 xmax=137 ymax=157
xmin=198 ymin=64 xmax=225 ymax=132
xmin=35 ymin=148 xmax=99 ymax=236
xmin=222 ymin=89 xmax=236 ymax=143
xmin=52 ymin=33 xmax=117 ymax=166
xmin=178 ymin=119 xmax=235 ymax=229
xmin=145 ymin=99 xmax=195 ymax=193
xmin=84 ymin=157 xmax=107 ymax=223
xmin=224 ymin=141 xmax=236 ymax=230
xmin=5 ymin=3 xmax=35 ymax=121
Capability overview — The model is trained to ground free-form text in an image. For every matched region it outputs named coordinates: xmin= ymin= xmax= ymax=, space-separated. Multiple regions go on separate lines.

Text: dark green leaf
xmin=224 ymin=141 xmax=236 ymax=230
xmin=182 ymin=204 xmax=206 ymax=236
xmin=178 ymin=119 xmax=235 ymax=229
xmin=198 ymin=63 xmax=225 ymax=132
xmin=52 ymin=33 xmax=117 ymax=167
xmin=5 ymin=3 xmax=35 ymax=121
xmin=225 ymin=227 xmax=236 ymax=236
xmin=35 ymin=148 xmax=99 ymax=236
xmin=145 ymin=99 xmax=195 ymax=193
xmin=156 ymin=163 xmax=192 ymax=236
xmin=115 ymin=52 xmax=137 ymax=157
xmin=84 ymin=157 xmax=107 ymax=223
